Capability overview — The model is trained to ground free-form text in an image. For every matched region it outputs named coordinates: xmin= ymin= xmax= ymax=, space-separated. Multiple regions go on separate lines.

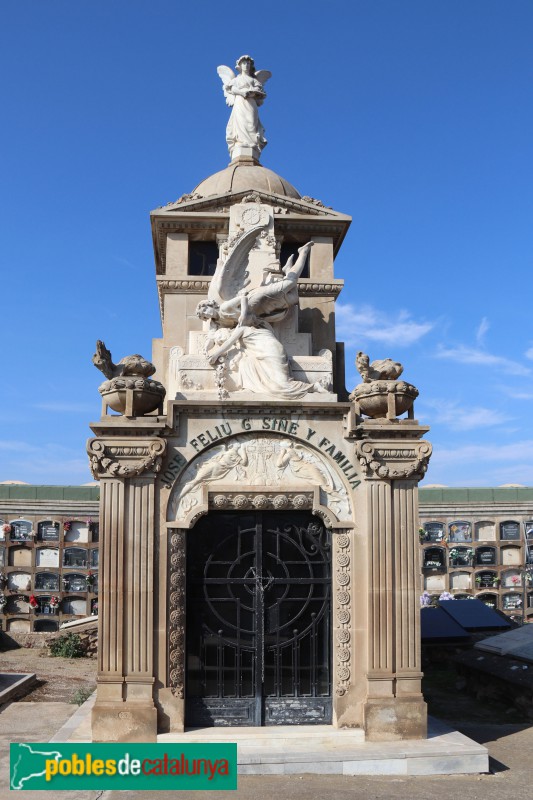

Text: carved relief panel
xmin=168 ymin=433 xmax=353 ymax=526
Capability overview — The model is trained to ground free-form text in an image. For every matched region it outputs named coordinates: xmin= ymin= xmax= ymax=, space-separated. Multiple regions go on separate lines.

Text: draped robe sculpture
xmin=217 ymin=55 xmax=271 ymax=161
xmin=196 ymin=228 xmax=326 ymax=398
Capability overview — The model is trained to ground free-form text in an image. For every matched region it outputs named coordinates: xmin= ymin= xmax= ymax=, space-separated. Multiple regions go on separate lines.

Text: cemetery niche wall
xmin=87 ymin=55 xmax=432 ymax=743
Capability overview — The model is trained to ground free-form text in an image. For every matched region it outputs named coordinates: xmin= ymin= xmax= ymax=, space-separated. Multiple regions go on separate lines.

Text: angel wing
xmin=254 ymin=69 xmax=272 ymax=86
xmin=208 ymin=225 xmax=265 ymax=306
xmin=217 ymin=64 xmax=236 ymax=106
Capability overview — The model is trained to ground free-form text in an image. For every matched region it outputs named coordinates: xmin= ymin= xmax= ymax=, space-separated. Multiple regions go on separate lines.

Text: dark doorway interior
xmin=186 ymin=511 xmax=331 ymax=726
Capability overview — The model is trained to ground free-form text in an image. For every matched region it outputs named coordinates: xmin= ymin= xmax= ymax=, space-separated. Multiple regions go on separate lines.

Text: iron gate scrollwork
xmin=186 ymin=511 xmax=332 ymax=726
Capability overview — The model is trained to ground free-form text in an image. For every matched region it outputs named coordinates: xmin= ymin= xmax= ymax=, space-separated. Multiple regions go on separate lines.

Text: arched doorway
xmin=185 ymin=510 xmax=331 ymax=727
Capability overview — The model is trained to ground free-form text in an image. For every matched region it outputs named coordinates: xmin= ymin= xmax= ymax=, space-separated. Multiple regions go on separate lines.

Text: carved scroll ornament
xmin=354 ymin=441 xmax=432 ymax=480
xmin=87 ymin=438 xmax=166 ymax=479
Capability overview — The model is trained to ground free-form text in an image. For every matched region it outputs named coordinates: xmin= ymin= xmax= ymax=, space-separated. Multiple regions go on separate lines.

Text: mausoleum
xmin=88 ymin=55 xmax=433 ymax=745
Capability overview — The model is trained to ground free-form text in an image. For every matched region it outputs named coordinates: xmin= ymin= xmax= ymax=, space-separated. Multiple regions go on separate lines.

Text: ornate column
xmin=87 ymin=434 xmax=167 ymax=742
xmin=354 ymin=424 xmax=432 ymax=741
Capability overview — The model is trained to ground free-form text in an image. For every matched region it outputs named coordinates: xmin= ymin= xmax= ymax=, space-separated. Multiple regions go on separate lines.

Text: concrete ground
xmin=0 ymin=705 xmax=532 ymax=800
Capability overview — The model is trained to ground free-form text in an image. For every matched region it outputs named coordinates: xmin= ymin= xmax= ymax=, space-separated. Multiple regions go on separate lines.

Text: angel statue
xmin=196 ymin=230 xmax=326 ymax=399
xmin=217 ymin=55 xmax=271 ymax=161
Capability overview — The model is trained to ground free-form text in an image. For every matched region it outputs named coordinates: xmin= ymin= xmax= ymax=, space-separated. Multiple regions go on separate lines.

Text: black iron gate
xmin=185 ymin=511 xmax=331 ymax=726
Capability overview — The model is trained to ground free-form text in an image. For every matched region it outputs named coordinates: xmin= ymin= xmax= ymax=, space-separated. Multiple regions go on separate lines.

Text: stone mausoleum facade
xmin=86 ymin=55 xmax=433 ymax=743
xmin=1 ymin=485 xmax=531 ymax=635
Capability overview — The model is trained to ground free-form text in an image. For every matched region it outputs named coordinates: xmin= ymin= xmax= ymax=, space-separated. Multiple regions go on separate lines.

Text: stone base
xmin=91 ymin=703 xmax=158 ymax=743
xmin=364 ymin=698 xmax=428 ymax=741
xmin=158 ymin=720 xmax=488 ymax=776
xmin=54 ymin=698 xmax=488 ymax=776
xmin=155 ymin=687 xmax=185 ymax=733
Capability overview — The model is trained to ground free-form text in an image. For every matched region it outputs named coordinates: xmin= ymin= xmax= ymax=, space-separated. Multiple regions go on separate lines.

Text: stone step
xmin=159 ymin=725 xmax=365 ymax=752
xmin=157 ymin=719 xmax=489 ymax=776
xmin=53 ymin=701 xmax=490 ymax=777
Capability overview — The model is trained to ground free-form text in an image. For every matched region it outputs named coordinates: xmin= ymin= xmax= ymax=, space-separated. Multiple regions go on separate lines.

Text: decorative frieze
xmin=157 ymin=277 xmax=343 ymax=297
xmin=209 ymin=491 xmax=313 ymax=512
xmin=158 ymin=279 xmax=211 ymax=292
xmin=297 ymin=281 xmax=344 ymax=298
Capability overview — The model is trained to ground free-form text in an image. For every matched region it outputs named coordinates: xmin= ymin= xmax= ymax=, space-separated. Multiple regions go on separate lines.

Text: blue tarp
xmin=420 ymin=607 xmax=471 ymax=642
xmin=439 ymin=599 xmax=512 ymax=631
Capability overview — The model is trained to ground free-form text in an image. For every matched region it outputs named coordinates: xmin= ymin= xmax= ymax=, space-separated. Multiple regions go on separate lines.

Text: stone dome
xmin=193 ymin=158 xmax=301 ymax=199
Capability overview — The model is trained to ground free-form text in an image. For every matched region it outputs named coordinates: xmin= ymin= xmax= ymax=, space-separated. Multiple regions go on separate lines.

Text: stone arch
xmin=167 ymin=432 xmax=357 ymax=530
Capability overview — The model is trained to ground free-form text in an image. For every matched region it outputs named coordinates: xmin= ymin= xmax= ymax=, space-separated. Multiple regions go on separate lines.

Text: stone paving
xmin=0 ymin=697 xmax=532 ymax=799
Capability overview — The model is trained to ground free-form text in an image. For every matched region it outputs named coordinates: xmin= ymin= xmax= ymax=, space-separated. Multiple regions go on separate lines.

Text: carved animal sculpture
xmin=356 ymin=351 xmax=403 ymax=383
xmin=92 ymin=340 xmax=156 ymax=380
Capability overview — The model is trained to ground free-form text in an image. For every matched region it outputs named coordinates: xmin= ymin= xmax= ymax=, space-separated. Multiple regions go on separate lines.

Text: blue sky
xmin=0 ymin=1 xmax=532 ymax=486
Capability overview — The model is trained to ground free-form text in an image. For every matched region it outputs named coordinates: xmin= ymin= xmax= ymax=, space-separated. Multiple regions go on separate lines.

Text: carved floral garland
xmin=87 ymin=440 xmax=166 ymax=480
xmin=354 ymin=441 xmax=432 ymax=479
xmin=335 ymin=532 xmax=352 ymax=696
xmin=168 ymin=530 xmax=185 ymax=698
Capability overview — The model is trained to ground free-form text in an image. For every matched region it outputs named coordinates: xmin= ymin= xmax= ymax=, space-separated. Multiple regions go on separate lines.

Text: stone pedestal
xmin=87 ymin=420 xmax=169 ymax=742
xmin=353 ymin=421 xmax=431 ymax=740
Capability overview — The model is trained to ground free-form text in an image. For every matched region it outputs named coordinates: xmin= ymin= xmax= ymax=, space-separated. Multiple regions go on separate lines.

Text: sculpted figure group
xmin=196 ymin=233 xmax=326 ymax=399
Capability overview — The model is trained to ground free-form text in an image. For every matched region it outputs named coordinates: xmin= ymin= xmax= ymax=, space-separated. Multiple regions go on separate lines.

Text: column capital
xmin=354 ymin=437 xmax=432 ymax=481
xmin=87 ymin=437 xmax=167 ymax=480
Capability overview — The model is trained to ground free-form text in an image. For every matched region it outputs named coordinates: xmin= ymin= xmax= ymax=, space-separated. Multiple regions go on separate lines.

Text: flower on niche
xmin=63 ymin=520 xmax=72 ymax=532
xmin=29 ymin=594 xmax=38 ymax=609
xmin=49 ymin=596 xmax=59 ymax=607
xmin=2 ymin=524 xmax=11 ymax=534
xmin=439 ymin=591 xmax=454 ymax=602
xmin=511 ymin=575 xmax=521 ymax=585
xmin=420 ymin=591 xmax=432 ymax=607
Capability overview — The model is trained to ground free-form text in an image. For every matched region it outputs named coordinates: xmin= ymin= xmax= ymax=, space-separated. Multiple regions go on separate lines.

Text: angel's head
xmin=235 ymin=55 xmax=255 ymax=75
xmin=196 ymin=298 xmax=220 ymax=321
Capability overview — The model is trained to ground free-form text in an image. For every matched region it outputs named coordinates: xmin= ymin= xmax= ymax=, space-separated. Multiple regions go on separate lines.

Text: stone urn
xmin=350 ymin=380 xmax=419 ymax=420
xmin=98 ymin=376 xmax=166 ymax=416
xmin=93 ymin=340 xmax=166 ymax=416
